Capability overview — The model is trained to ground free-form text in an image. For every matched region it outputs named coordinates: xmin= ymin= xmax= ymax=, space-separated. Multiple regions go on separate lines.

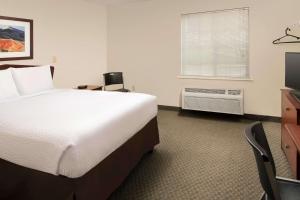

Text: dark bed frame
xmin=0 ymin=64 xmax=160 ymax=200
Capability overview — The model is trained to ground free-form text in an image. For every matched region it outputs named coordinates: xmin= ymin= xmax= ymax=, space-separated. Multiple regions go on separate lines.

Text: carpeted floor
xmin=109 ymin=110 xmax=292 ymax=200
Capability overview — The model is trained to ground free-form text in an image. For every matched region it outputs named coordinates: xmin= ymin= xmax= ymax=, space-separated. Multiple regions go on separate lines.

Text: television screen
xmin=286 ymin=52 xmax=300 ymax=91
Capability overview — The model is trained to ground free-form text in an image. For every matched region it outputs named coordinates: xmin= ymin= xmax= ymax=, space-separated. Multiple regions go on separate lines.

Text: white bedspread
xmin=0 ymin=89 xmax=157 ymax=178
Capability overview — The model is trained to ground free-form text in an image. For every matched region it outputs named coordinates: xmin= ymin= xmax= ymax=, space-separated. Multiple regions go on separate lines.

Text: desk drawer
xmin=282 ymin=94 xmax=298 ymax=124
xmin=282 ymin=126 xmax=297 ymax=177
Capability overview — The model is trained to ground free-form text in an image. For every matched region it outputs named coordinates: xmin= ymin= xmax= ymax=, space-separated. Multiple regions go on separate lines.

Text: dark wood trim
xmin=0 ymin=15 xmax=32 ymax=22
xmin=0 ymin=16 xmax=33 ymax=61
xmin=0 ymin=64 xmax=54 ymax=78
xmin=158 ymin=105 xmax=281 ymax=122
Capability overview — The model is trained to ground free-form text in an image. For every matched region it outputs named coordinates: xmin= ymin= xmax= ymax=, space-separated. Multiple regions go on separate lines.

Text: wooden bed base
xmin=0 ymin=117 xmax=159 ymax=200
xmin=0 ymin=64 xmax=160 ymax=200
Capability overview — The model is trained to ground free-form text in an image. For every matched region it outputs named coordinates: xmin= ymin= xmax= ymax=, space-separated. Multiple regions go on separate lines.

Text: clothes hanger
xmin=273 ymin=27 xmax=300 ymax=44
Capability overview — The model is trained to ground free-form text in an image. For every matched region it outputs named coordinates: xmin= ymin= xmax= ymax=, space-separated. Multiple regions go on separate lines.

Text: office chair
xmin=103 ymin=72 xmax=130 ymax=92
xmin=245 ymin=122 xmax=300 ymax=200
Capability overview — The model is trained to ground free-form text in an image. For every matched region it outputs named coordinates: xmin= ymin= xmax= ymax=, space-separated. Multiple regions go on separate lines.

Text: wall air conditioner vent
xmin=228 ymin=90 xmax=241 ymax=95
xmin=182 ymin=88 xmax=244 ymax=115
xmin=185 ymin=88 xmax=226 ymax=94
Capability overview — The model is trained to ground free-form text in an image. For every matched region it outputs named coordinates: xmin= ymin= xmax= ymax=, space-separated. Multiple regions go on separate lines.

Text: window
xmin=181 ymin=8 xmax=249 ymax=79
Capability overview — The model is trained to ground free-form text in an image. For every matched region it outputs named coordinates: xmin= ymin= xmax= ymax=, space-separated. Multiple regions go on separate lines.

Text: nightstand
xmin=76 ymin=85 xmax=103 ymax=91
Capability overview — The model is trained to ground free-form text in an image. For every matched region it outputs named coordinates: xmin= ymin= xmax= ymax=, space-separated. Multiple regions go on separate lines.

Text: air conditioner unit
xmin=181 ymin=88 xmax=244 ymax=115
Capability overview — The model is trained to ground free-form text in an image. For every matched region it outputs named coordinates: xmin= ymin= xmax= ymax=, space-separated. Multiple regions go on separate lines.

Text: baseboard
xmin=242 ymin=114 xmax=281 ymax=122
xmin=158 ymin=105 xmax=181 ymax=111
xmin=158 ymin=105 xmax=281 ymax=122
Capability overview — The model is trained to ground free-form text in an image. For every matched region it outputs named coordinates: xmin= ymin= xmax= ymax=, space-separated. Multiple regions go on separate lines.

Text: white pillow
xmin=0 ymin=68 xmax=20 ymax=99
xmin=12 ymin=65 xmax=54 ymax=95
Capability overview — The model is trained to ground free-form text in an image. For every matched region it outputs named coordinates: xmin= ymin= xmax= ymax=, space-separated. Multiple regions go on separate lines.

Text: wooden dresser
xmin=281 ymin=89 xmax=300 ymax=179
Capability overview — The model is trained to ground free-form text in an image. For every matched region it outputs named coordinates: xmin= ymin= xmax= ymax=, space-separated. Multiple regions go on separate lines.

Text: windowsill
xmin=177 ymin=75 xmax=253 ymax=81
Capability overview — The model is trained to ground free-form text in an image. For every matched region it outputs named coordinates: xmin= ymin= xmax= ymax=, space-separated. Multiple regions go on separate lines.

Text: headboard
xmin=0 ymin=64 xmax=54 ymax=78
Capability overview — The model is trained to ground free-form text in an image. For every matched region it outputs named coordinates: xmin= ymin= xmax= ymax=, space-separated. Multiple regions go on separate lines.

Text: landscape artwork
xmin=0 ymin=16 xmax=33 ymax=61
xmin=0 ymin=25 xmax=25 ymax=52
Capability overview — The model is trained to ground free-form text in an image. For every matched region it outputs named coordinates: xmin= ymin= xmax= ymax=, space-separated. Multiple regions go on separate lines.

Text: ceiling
xmin=88 ymin=0 xmax=147 ymax=5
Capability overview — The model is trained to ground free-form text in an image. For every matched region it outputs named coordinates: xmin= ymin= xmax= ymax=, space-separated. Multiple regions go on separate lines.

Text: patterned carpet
xmin=109 ymin=110 xmax=291 ymax=200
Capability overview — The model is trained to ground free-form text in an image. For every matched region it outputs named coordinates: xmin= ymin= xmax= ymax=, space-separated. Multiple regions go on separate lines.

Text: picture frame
xmin=0 ymin=16 xmax=33 ymax=61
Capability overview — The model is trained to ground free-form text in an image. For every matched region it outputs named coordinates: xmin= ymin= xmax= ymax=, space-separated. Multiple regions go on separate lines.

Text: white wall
xmin=107 ymin=0 xmax=300 ymax=117
xmin=0 ymin=0 xmax=107 ymax=88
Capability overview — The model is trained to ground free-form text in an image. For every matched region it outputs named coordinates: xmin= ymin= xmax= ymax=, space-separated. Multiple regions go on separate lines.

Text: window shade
xmin=181 ymin=8 xmax=249 ymax=78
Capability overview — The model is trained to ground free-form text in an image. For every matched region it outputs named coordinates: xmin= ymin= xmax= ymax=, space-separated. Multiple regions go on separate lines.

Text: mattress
xmin=0 ymin=89 xmax=157 ymax=178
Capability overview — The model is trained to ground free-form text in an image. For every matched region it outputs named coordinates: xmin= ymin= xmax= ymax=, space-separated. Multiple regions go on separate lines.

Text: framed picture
xmin=0 ymin=16 xmax=33 ymax=61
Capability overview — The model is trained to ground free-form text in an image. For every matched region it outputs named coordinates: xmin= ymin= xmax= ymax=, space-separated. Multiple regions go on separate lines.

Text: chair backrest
xmin=103 ymin=72 xmax=124 ymax=88
xmin=245 ymin=122 xmax=281 ymax=200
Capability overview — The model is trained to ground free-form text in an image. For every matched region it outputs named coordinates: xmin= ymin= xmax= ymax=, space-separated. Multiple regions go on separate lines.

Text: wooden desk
xmin=76 ymin=85 xmax=103 ymax=91
xmin=281 ymin=89 xmax=300 ymax=179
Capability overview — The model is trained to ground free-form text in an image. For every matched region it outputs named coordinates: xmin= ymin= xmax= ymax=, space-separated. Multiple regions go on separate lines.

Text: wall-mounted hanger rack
xmin=273 ymin=27 xmax=300 ymax=44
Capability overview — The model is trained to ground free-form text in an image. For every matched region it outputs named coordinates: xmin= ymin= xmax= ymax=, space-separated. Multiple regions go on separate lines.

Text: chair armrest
xmin=276 ymin=176 xmax=300 ymax=184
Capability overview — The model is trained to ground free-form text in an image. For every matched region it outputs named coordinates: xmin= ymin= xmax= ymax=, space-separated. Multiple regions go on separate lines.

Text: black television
xmin=286 ymin=52 xmax=300 ymax=99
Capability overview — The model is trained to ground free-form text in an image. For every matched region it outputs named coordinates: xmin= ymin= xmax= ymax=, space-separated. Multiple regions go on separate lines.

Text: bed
xmin=0 ymin=64 xmax=160 ymax=200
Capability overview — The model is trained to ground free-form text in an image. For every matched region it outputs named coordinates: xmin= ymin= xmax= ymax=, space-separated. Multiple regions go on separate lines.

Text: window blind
xmin=181 ymin=8 xmax=249 ymax=78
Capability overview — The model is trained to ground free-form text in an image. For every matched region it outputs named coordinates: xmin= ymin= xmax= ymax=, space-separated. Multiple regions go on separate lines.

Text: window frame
xmin=180 ymin=7 xmax=250 ymax=80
